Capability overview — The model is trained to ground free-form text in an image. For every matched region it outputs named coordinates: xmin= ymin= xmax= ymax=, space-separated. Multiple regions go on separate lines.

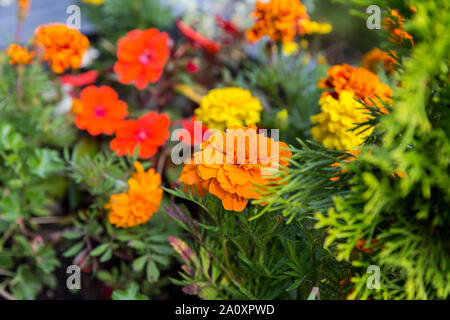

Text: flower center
xmin=139 ymin=49 xmax=153 ymax=65
xmin=94 ymin=105 xmax=106 ymax=117
xmin=136 ymin=130 xmax=151 ymax=142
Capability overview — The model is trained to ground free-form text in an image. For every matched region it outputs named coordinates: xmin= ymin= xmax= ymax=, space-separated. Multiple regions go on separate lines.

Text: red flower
xmin=215 ymin=15 xmax=239 ymax=35
xmin=60 ymin=70 xmax=99 ymax=87
xmin=114 ymin=28 xmax=170 ymax=90
xmin=110 ymin=111 xmax=170 ymax=159
xmin=74 ymin=85 xmax=128 ymax=136
xmin=181 ymin=116 xmax=209 ymax=146
xmin=185 ymin=60 xmax=199 ymax=73
xmin=175 ymin=20 xmax=220 ymax=55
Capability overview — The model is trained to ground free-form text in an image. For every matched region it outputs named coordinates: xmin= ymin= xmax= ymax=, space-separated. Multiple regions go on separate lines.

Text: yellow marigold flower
xmin=317 ymin=55 xmax=327 ymax=65
xmin=34 ymin=23 xmax=90 ymax=74
xmin=275 ymin=109 xmax=289 ymax=129
xmin=82 ymin=0 xmax=106 ymax=5
xmin=362 ymin=48 xmax=397 ymax=74
xmin=282 ymin=41 xmax=299 ymax=56
xmin=276 ymin=109 xmax=288 ymax=120
xmin=180 ymin=125 xmax=292 ymax=212
xmin=194 ymin=87 xmax=262 ymax=131
xmin=246 ymin=0 xmax=310 ymax=43
xmin=299 ymin=20 xmax=332 ymax=34
xmin=310 ymin=91 xmax=373 ymax=150
xmin=105 ymin=162 xmax=162 ymax=228
xmin=6 ymin=44 xmax=34 ymax=65
xmin=299 ymin=39 xmax=309 ymax=48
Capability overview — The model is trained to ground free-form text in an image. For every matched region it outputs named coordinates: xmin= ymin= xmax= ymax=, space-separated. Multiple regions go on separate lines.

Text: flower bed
xmin=0 ymin=0 xmax=448 ymax=300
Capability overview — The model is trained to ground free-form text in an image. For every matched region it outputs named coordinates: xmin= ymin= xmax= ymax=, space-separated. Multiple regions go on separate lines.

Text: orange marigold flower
xmin=105 ymin=161 xmax=162 ymax=228
xmin=179 ymin=163 xmax=209 ymax=197
xmin=34 ymin=23 xmax=89 ymax=74
xmin=362 ymin=48 xmax=397 ymax=74
xmin=318 ymin=64 xmax=392 ymax=108
xmin=246 ymin=0 xmax=313 ymax=43
xmin=181 ymin=125 xmax=292 ymax=212
xmin=73 ymin=86 xmax=128 ymax=136
xmin=6 ymin=44 xmax=34 ymax=65
xmin=383 ymin=9 xmax=414 ymax=46
xmin=110 ymin=111 xmax=170 ymax=159
xmin=114 ymin=28 xmax=170 ymax=90
xmin=175 ymin=20 xmax=221 ymax=55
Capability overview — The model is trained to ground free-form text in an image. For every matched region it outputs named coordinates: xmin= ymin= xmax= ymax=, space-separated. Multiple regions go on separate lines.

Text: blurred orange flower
xmin=110 ymin=111 xmax=170 ymax=159
xmin=180 ymin=125 xmax=292 ymax=212
xmin=114 ymin=28 xmax=170 ymax=90
xmin=318 ymin=64 xmax=392 ymax=108
xmin=175 ymin=20 xmax=221 ymax=55
xmin=34 ymin=23 xmax=89 ymax=74
xmin=246 ymin=0 xmax=311 ymax=43
xmin=73 ymin=86 xmax=128 ymax=136
xmin=355 ymin=238 xmax=380 ymax=254
xmin=383 ymin=9 xmax=414 ymax=46
xmin=362 ymin=48 xmax=397 ymax=74
xmin=18 ymin=0 xmax=30 ymax=21
xmin=105 ymin=161 xmax=162 ymax=228
xmin=6 ymin=44 xmax=34 ymax=65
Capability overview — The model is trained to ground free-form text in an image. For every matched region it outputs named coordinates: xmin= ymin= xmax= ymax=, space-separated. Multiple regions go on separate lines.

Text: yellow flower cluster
xmin=6 ymin=44 xmax=34 ymax=65
xmin=81 ymin=0 xmax=106 ymax=5
xmin=105 ymin=162 xmax=162 ymax=228
xmin=300 ymin=20 xmax=332 ymax=35
xmin=194 ymin=87 xmax=262 ymax=131
xmin=310 ymin=91 xmax=373 ymax=150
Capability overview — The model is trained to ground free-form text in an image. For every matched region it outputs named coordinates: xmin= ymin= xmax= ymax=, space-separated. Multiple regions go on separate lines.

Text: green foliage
xmin=164 ymin=191 xmax=348 ymax=300
xmin=314 ymin=0 xmax=450 ymax=299
xmin=0 ymin=56 xmax=74 ymax=299
xmin=254 ymin=140 xmax=350 ymax=223
xmin=1 ymin=0 xmax=448 ymax=302
xmin=244 ymin=50 xmax=328 ymax=144
xmin=64 ymin=150 xmax=183 ymax=297
xmin=0 ymin=50 xmax=182 ymax=299
xmin=82 ymin=0 xmax=173 ymax=42
xmin=112 ymin=283 xmax=148 ymax=300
